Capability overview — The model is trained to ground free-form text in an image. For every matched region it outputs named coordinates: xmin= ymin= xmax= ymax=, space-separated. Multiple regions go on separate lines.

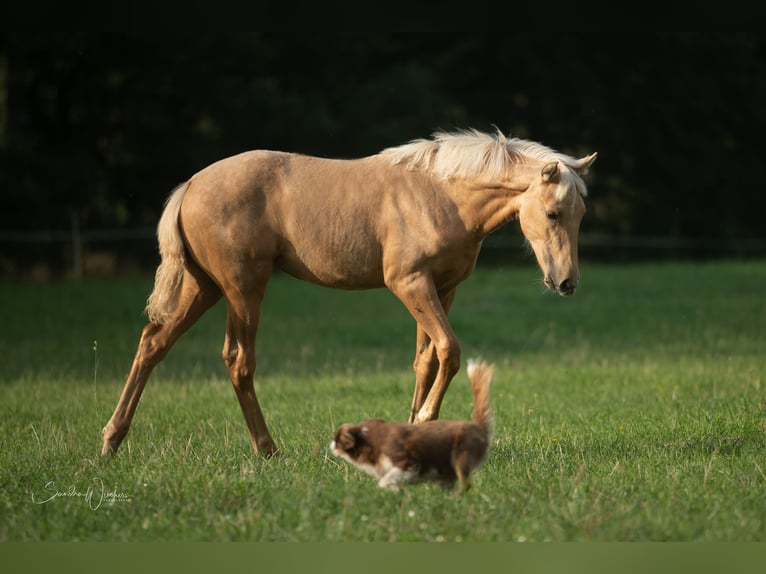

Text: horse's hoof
xmin=257 ymin=440 xmax=281 ymax=459
xmin=101 ymin=424 xmax=125 ymax=457
xmin=101 ymin=441 xmax=117 ymax=458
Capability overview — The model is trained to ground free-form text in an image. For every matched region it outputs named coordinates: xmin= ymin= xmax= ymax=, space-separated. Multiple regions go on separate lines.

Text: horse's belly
xmin=277 ymin=245 xmax=385 ymax=289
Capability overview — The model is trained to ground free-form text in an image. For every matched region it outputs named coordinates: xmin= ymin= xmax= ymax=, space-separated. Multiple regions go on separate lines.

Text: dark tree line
xmin=1 ymin=33 xmax=765 ymax=275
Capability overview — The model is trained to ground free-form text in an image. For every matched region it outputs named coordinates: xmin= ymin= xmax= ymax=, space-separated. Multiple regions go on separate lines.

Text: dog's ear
xmin=336 ymin=425 xmax=362 ymax=451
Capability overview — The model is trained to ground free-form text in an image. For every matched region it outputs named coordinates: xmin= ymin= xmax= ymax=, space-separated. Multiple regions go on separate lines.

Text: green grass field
xmin=1 ymin=260 xmax=764 ymax=541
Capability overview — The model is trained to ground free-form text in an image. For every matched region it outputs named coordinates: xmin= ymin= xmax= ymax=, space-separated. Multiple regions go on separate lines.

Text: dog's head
xmin=330 ymin=419 xmax=385 ymax=460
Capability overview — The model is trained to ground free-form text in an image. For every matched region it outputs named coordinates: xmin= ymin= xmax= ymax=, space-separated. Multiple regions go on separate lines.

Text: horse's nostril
xmin=559 ymin=279 xmax=575 ymax=294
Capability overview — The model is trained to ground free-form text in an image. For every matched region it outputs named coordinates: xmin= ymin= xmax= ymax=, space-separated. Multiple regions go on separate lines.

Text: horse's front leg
xmin=392 ymin=278 xmax=459 ymax=423
xmin=409 ymin=324 xmax=437 ymax=422
xmin=408 ymin=288 xmax=457 ymax=422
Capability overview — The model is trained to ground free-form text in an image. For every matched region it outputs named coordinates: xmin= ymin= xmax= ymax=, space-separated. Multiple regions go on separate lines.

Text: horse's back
xmin=189 ymin=149 xmax=290 ymax=199
xmin=180 ymin=150 xmax=393 ymax=288
xmin=186 ymin=150 xmax=386 ymax=210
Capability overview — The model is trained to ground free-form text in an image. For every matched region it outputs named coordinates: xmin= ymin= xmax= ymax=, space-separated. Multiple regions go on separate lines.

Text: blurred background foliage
xmin=1 ymin=33 xmax=765 ymax=277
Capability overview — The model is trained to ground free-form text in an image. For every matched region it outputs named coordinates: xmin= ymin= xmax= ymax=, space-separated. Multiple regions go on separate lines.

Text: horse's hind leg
xmin=101 ymin=265 xmax=221 ymax=456
xmin=221 ymin=264 xmax=278 ymax=456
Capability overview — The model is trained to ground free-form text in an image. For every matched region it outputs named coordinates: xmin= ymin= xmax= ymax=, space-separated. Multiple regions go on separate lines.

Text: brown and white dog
xmin=330 ymin=359 xmax=494 ymax=491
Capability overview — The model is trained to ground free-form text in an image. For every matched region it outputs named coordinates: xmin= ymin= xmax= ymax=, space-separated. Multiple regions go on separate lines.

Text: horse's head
xmin=518 ymin=153 xmax=597 ymax=296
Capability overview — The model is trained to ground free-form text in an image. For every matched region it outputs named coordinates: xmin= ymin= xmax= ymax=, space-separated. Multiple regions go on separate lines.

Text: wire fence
xmin=2 ymin=221 xmax=766 ymax=280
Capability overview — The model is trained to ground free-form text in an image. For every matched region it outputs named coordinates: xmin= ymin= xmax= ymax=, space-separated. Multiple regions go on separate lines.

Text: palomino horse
xmin=101 ymin=129 xmax=596 ymax=457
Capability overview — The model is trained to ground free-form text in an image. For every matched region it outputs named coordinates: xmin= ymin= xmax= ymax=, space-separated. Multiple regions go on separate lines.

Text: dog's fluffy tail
xmin=467 ymin=358 xmax=494 ymax=433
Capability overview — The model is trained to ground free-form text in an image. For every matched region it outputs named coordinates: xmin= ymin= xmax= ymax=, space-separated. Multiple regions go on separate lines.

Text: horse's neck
xmin=446 ymin=163 xmax=537 ymax=237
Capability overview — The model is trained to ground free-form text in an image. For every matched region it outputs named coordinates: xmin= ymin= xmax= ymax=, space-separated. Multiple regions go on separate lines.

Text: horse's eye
xmin=546 ymin=211 xmax=559 ymax=222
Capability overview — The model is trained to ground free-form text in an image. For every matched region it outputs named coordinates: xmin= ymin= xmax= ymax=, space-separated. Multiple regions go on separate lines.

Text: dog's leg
xmin=453 ymin=455 xmax=475 ymax=493
xmin=378 ymin=467 xmax=415 ymax=491
xmin=456 ymin=475 xmax=472 ymax=493
xmin=378 ymin=476 xmax=402 ymax=492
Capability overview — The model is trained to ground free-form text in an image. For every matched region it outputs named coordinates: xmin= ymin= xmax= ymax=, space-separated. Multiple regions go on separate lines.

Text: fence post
xmin=70 ymin=210 xmax=82 ymax=280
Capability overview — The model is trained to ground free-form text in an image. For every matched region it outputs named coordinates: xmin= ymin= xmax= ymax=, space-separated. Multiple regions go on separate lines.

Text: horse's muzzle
xmin=545 ymin=276 xmax=577 ymax=296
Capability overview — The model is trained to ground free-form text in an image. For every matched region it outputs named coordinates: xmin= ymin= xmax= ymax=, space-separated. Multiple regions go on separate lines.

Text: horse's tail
xmin=467 ymin=358 xmax=494 ymax=434
xmin=145 ymin=182 xmax=189 ymax=324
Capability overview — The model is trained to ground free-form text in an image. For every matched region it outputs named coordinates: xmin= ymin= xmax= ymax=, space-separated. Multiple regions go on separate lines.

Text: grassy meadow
xmin=1 ymin=260 xmax=765 ymax=541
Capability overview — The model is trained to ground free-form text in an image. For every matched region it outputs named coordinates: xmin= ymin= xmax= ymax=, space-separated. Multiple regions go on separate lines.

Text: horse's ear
xmin=541 ymin=161 xmax=560 ymax=183
xmin=574 ymin=152 xmax=598 ymax=174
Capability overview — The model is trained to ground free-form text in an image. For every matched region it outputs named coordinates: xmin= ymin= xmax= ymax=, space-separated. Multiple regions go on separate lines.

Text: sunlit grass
xmin=1 ymin=260 xmax=765 ymax=541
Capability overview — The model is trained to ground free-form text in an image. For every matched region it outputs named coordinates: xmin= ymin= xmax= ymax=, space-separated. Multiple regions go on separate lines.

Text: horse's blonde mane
xmin=381 ymin=129 xmax=587 ymax=195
